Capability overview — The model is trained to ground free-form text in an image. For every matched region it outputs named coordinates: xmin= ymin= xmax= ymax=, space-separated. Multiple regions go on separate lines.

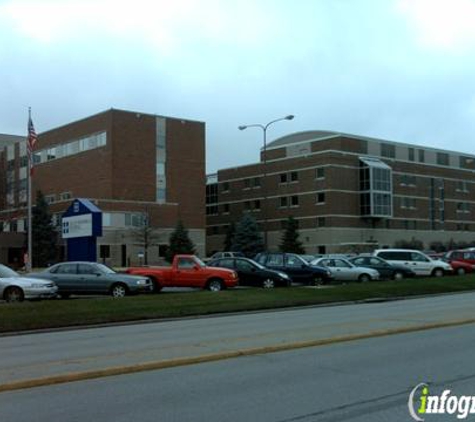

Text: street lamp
xmin=238 ymin=115 xmax=295 ymax=250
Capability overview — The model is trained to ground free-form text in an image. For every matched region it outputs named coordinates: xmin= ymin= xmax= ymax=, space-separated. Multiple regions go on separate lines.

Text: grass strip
xmin=1 ymin=275 xmax=474 ymax=333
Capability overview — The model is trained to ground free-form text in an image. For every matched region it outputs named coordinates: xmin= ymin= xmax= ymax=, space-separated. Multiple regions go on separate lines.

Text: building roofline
xmin=265 ymin=130 xmax=475 ymax=159
xmin=39 ymin=108 xmax=205 ymax=136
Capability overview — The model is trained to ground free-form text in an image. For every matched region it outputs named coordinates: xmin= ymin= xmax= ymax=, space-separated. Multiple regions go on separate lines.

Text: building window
xmin=280 ymin=173 xmax=288 ymax=184
xmin=456 ymin=203 xmax=470 ymax=213
xmin=253 ymin=177 xmax=261 ymax=188
xmin=317 ymin=217 xmax=326 ymax=227
xmin=316 ymin=192 xmax=325 ymax=204
xmin=418 ymin=149 xmax=425 ymax=163
xmin=460 ymin=156 xmax=475 ymax=169
xmin=60 ymin=192 xmax=72 ymax=201
xmin=456 ymin=181 xmax=469 ymax=193
xmin=222 ymin=182 xmax=230 ymax=192
xmin=206 ymin=205 xmax=218 ymax=216
xmin=400 ymin=174 xmax=416 ymax=186
xmin=254 ymin=200 xmax=261 ymax=210
xmin=280 ymin=197 xmax=288 ymax=208
xmin=381 ymin=143 xmax=395 ymax=158
xmin=244 ymin=179 xmax=251 ymax=189
xmin=408 ymin=148 xmax=415 ymax=161
xmin=437 ymin=152 xmax=449 ymax=166
xmin=223 ymin=204 xmax=230 ymax=214
xmin=290 ymin=171 xmax=299 ymax=182
xmin=99 ymin=245 xmax=110 ymax=259
xmin=400 ymin=197 xmax=417 ymax=209
xmin=316 ymin=167 xmax=325 ymax=179
xmin=290 ymin=196 xmax=299 ymax=207
xmin=44 ymin=195 xmax=56 ymax=204
xmin=158 ymin=244 xmax=169 ymax=257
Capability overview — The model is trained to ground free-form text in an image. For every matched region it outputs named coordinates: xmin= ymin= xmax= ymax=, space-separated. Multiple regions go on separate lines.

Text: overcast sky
xmin=1 ymin=0 xmax=475 ymax=173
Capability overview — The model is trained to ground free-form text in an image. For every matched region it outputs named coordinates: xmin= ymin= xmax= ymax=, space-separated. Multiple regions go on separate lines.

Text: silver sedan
xmin=311 ymin=258 xmax=380 ymax=282
xmin=0 ymin=264 xmax=58 ymax=303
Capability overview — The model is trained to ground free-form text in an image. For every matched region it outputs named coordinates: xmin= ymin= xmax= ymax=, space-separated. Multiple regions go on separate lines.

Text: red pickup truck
xmin=124 ymin=255 xmax=239 ymax=292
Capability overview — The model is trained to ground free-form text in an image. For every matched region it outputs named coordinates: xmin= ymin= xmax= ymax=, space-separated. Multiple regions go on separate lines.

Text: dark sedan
xmin=208 ymin=257 xmax=291 ymax=288
xmin=28 ymin=262 xmax=153 ymax=298
xmin=349 ymin=256 xmax=416 ymax=280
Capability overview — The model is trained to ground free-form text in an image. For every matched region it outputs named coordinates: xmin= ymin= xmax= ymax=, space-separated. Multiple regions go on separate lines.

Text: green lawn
xmin=1 ymin=275 xmax=475 ymax=333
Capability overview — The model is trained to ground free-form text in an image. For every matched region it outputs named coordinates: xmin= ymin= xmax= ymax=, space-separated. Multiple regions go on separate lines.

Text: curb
xmin=1 ymin=317 xmax=475 ymax=393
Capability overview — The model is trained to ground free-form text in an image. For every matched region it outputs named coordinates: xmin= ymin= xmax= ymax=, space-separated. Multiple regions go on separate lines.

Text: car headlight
xmin=136 ymin=279 xmax=148 ymax=285
xmin=31 ymin=283 xmax=48 ymax=288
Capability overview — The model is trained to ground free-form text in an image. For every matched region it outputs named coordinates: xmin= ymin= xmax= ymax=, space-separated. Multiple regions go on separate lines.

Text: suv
xmin=254 ymin=252 xmax=333 ymax=284
xmin=373 ymin=249 xmax=452 ymax=277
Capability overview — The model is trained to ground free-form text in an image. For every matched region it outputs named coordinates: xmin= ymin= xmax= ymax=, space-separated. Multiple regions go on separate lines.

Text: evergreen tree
xmin=223 ymin=222 xmax=236 ymax=251
xmin=231 ymin=213 xmax=264 ymax=257
xmin=279 ymin=216 xmax=305 ymax=254
xmin=32 ymin=190 xmax=58 ymax=267
xmin=166 ymin=220 xmax=196 ymax=262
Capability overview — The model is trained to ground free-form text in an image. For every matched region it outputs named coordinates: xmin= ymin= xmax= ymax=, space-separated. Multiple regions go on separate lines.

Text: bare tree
xmin=131 ymin=210 xmax=159 ymax=265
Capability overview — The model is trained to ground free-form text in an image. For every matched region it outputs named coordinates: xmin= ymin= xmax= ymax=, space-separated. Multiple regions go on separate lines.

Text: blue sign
xmin=62 ymin=199 xmax=102 ymax=262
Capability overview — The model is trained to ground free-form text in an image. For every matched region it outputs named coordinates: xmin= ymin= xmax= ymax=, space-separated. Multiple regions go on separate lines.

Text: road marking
xmin=1 ymin=318 xmax=475 ymax=393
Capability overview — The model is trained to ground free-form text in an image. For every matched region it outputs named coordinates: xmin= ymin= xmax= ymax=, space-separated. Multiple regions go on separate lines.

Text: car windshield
xmin=0 ymin=265 xmax=19 ymax=278
xmin=195 ymin=257 xmax=207 ymax=267
xmin=251 ymin=260 xmax=266 ymax=270
xmin=95 ymin=263 xmax=116 ymax=274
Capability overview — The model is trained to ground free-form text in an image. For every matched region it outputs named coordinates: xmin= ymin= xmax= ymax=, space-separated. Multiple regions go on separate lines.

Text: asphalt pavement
xmin=1 ymin=291 xmax=474 ymax=391
xmin=0 ymin=323 xmax=474 ymax=421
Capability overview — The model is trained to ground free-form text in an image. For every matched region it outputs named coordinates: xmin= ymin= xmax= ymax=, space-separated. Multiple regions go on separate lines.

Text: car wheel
xmin=358 ymin=274 xmax=371 ymax=283
xmin=457 ymin=267 xmax=466 ymax=276
xmin=149 ymin=277 xmax=162 ymax=293
xmin=110 ymin=283 xmax=128 ymax=298
xmin=262 ymin=278 xmax=275 ymax=289
xmin=393 ymin=271 xmax=404 ymax=281
xmin=207 ymin=279 xmax=223 ymax=292
xmin=432 ymin=268 xmax=444 ymax=278
xmin=4 ymin=286 xmax=24 ymax=303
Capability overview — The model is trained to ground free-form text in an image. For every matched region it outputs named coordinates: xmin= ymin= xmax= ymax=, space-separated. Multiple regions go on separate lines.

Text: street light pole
xmin=238 ymin=115 xmax=294 ymax=251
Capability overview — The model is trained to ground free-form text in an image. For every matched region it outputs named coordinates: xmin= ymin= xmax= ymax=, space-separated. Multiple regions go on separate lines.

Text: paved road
xmin=1 ymin=291 xmax=475 ymax=387
xmin=1 ymin=323 xmax=474 ymax=421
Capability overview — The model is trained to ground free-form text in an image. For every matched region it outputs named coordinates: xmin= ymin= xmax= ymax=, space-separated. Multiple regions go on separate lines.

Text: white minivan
xmin=373 ymin=249 xmax=452 ymax=277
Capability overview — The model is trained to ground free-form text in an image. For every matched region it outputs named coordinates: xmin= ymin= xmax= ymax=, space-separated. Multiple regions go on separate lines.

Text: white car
xmin=373 ymin=249 xmax=452 ymax=277
xmin=311 ymin=257 xmax=380 ymax=282
xmin=0 ymin=264 xmax=58 ymax=302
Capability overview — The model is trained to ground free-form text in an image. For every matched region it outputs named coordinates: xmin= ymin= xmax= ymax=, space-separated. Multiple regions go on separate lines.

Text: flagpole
xmin=27 ymin=107 xmax=32 ymax=272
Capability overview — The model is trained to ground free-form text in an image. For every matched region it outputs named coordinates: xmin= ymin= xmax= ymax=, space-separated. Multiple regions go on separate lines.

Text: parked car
xmin=0 ymin=264 xmax=58 ymax=302
xmin=439 ymin=257 xmax=473 ymax=276
xmin=349 ymin=256 xmax=416 ymax=280
xmin=125 ymin=254 xmax=238 ymax=292
xmin=373 ymin=249 xmax=452 ymax=277
xmin=208 ymin=257 xmax=291 ymax=288
xmin=444 ymin=250 xmax=475 ymax=269
xmin=209 ymin=251 xmax=245 ymax=260
xmin=28 ymin=262 xmax=152 ymax=298
xmin=311 ymin=257 xmax=380 ymax=282
xmin=254 ymin=252 xmax=333 ymax=284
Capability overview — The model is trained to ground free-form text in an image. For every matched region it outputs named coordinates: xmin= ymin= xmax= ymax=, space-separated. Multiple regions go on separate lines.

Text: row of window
xmin=207 ymin=218 xmax=473 ymax=236
xmin=380 ymin=143 xmax=474 ymax=169
xmin=32 ymin=132 xmax=107 ymax=165
xmin=219 ymin=168 xmax=326 ymax=193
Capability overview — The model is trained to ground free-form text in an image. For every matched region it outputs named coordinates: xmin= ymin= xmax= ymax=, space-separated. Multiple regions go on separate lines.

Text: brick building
xmin=206 ymin=131 xmax=475 ymax=255
xmin=0 ymin=109 xmax=206 ymax=266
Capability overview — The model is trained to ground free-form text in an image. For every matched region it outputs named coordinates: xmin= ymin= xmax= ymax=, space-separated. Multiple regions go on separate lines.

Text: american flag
xmin=27 ymin=116 xmax=38 ymax=175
